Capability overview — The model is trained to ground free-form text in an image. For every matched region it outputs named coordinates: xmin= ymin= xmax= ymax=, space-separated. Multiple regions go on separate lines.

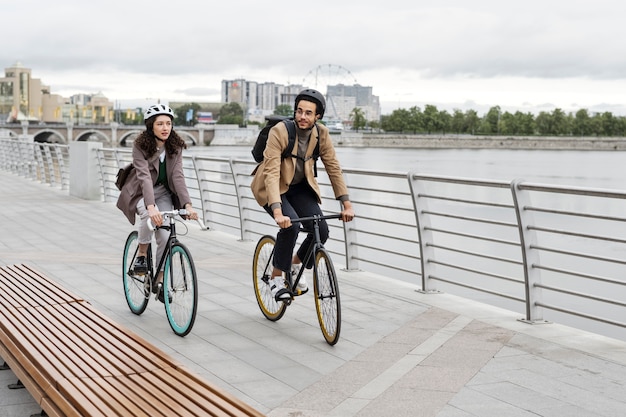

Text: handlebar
xmin=147 ymin=209 xmax=204 ymax=231
xmin=289 ymin=214 xmax=343 ymax=223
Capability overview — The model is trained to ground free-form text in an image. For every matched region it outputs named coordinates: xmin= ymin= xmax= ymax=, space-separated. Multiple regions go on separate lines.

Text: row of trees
xmin=120 ymin=101 xmax=626 ymax=137
xmin=378 ymin=105 xmax=626 ymax=137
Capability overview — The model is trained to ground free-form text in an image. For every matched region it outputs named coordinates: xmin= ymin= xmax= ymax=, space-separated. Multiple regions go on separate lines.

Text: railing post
xmin=341 ymin=199 xmax=359 ymax=272
xmin=228 ymin=158 xmax=246 ymax=240
xmin=43 ymin=145 xmax=56 ymax=186
xmin=510 ymin=179 xmax=549 ymax=324
xmin=190 ymin=155 xmax=209 ymax=230
xmin=408 ymin=171 xmax=439 ymax=293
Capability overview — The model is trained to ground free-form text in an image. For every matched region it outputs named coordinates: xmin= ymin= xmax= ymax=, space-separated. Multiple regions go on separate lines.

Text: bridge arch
xmin=177 ymin=130 xmax=197 ymax=146
xmin=33 ymin=129 xmax=67 ymax=144
xmin=75 ymin=130 xmax=110 ymax=144
xmin=118 ymin=130 xmax=142 ymax=147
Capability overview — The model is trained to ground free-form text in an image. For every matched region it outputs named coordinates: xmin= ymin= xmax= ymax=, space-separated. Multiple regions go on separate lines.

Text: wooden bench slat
xmin=161 ymin=367 xmax=266 ymax=417
xmin=0 ymin=264 xmax=266 ymax=417
xmin=50 ymin=303 xmax=162 ymax=375
xmin=0 ymin=308 xmax=68 ymax=384
xmin=53 ymin=301 xmax=173 ymax=373
xmin=12 ymin=307 xmax=106 ymax=379
xmin=0 ymin=265 xmax=83 ymax=307
xmin=0 ymin=335 xmax=48 ymax=404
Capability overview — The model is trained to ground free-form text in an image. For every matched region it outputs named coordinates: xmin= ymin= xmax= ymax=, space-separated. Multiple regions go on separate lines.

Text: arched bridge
xmin=0 ymin=121 xmax=216 ymax=147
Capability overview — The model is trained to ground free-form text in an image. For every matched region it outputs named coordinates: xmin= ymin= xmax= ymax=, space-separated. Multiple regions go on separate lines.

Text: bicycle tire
xmin=122 ymin=231 xmax=150 ymax=315
xmin=313 ymin=248 xmax=341 ymax=345
xmin=252 ymin=235 xmax=287 ymax=321
xmin=163 ymin=242 xmax=198 ymax=337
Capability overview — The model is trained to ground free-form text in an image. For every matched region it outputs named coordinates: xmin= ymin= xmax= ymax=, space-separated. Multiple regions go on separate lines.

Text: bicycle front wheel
xmin=122 ymin=231 xmax=150 ymax=315
xmin=252 ymin=235 xmax=287 ymax=321
xmin=313 ymin=248 xmax=341 ymax=345
xmin=163 ymin=242 xmax=198 ymax=337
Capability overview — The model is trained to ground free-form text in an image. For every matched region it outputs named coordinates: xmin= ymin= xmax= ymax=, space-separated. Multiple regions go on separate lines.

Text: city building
xmin=0 ymin=61 xmax=113 ymax=124
xmin=221 ymin=78 xmax=380 ymax=126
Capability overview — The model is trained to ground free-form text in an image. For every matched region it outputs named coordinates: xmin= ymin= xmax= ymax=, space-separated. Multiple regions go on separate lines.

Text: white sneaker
xmin=269 ymin=276 xmax=291 ymax=301
xmin=291 ymin=264 xmax=309 ymax=295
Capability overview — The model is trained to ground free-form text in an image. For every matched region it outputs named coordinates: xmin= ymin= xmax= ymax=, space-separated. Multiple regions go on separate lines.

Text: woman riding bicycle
xmin=251 ymin=89 xmax=355 ymax=302
xmin=117 ymin=103 xmax=198 ymax=302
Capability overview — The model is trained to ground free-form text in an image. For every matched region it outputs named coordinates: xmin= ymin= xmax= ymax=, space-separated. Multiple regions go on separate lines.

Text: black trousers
xmin=264 ymin=182 xmax=329 ymax=272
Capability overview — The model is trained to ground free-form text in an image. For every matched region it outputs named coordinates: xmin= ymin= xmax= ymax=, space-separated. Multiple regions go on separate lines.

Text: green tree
xmin=173 ymin=102 xmax=201 ymax=126
xmin=217 ymin=102 xmax=244 ymax=125
xmin=438 ymin=109 xmax=451 ymax=134
xmin=464 ymin=109 xmax=480 ymax=135
xmin=573 ymin=109 xmax=592 ymax=136
xmin=450 ymin=109 xmax=465 ymax=134
xmin=598 ymin=111 xmax=618 ymax=136
xmin=515 ymin=111 xmax=536 ymax=135
xmin=535 ymin=111 xmax=552 ymax=135
xmin=350 ymin=107 xmax=367 ymax=131
xmin=551 ymin=108 xmax=569 ymax=135
xmin=406 ymin=106 xmax=423 ymax=133
xmin=274 ymin=104 xmax=292 ymax=117
xmin=381 ymin=108 xmax=411 ymax=132
xmin=422 ymin=104 xmax=441 ymax=134
xmin=368 ymin=119 xmax=380 ymax=132
xmin=480 ymin=106 xmax=501 ymax=135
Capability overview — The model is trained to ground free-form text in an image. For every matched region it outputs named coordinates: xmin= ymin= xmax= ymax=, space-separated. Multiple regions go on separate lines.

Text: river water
xmin=201 ymin=145 xmax=626 ymax=190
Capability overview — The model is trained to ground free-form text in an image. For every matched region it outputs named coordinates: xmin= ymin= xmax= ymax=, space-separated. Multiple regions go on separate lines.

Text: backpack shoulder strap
xmin=281 ymin=119 xmax=297 ymax=159
xmin=312 ymin=123 xmax=320 ymax=160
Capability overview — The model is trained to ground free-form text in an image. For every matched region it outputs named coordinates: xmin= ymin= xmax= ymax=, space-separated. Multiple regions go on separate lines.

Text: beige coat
xmin=250 ymin=122 xmax=348 ymax=207
xmin=116 ymin=144 xmax=191 ymax=225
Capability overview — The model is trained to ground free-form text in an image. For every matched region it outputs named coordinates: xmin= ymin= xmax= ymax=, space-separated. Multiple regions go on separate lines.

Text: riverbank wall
xmin=333 ymin=132 xmax=626 ymax=150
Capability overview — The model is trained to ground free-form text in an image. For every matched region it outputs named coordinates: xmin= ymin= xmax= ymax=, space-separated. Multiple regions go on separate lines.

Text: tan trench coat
xmin=250 ymin=122 xmax=348 ymax=208
xmin=116 ymin=144 xmax=191 ymax=225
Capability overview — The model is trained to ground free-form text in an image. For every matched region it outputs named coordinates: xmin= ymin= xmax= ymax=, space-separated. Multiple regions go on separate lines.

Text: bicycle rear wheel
xmin=163 ymin=242 xmax=198 ymax=337
xmin=252 ymin=235 xmax=287 ymax=321
xmin=122 ymin=231 xmax=150 ymax=315
xmin=313 ymin=248 xmax=341 ymax=345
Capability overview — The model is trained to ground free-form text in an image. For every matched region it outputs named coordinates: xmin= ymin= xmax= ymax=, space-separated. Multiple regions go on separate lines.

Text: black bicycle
xmin=253 ymin=214 xmax=342 ymax=345
xmin=122 ymin=209 xmax=198 ymax=337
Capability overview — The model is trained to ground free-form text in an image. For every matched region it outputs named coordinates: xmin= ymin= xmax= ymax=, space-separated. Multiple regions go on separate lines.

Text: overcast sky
xmin=4 ymin=0 xmax=626 ymax=115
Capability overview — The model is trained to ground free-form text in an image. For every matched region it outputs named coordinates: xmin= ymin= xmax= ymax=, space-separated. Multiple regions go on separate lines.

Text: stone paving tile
xmin=2 ymin=171 xmax=626 ymax=417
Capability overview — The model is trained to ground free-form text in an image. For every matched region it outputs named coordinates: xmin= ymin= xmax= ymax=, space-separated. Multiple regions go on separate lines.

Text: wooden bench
xmin=0 ymin=264 xmax=266 ymax=417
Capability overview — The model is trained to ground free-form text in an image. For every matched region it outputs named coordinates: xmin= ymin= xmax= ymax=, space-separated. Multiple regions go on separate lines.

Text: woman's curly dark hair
xmin=135 ymin=116 xmax=187 ymax=156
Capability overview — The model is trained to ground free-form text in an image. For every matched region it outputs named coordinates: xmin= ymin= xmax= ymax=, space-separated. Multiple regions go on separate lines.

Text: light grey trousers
xmin=136 ymin=185 xmax=173 ymax=271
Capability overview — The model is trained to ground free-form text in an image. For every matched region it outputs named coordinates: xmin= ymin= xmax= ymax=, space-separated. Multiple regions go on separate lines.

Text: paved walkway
xmin=1 ymin=170 xmax=626 ymax=417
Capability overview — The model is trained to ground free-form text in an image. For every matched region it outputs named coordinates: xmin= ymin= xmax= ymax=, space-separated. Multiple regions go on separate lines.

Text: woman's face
xmin=152 ymin=115 xmax=172 ymax=141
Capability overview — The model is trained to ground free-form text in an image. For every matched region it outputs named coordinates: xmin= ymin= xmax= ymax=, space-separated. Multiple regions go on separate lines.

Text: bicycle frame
xmin=129 ymin=209 xmax=188 ymax=293
xmin=285 ymin=214 xmax=342 ymax=291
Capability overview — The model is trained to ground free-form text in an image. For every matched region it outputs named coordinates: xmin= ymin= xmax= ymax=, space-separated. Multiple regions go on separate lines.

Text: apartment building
xmin=0 ymin=62 xmax=113 ymax=124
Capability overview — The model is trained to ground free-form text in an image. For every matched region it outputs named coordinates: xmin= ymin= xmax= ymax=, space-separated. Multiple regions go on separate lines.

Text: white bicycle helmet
xmin=144 ymin=104 xmax=175 ymax=120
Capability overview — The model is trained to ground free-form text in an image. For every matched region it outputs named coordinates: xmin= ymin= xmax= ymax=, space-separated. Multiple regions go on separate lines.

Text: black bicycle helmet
xmin=294 ymin=89 xmax=326 ymax=119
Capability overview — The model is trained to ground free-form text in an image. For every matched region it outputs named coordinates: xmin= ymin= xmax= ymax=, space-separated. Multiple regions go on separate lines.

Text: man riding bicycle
xmin=251 ymin=89 xmax=355 ymax=302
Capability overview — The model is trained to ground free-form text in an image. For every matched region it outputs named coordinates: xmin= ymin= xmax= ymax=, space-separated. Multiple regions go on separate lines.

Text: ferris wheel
xmin=302 ymin=64 xmax=358 ymax=121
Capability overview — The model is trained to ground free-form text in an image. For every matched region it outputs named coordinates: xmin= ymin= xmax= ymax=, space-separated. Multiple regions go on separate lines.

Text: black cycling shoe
xmin=134 ymin=256 xmax=148 ymax=274
xmin=157 ymin=284 xmax=172 ymax=304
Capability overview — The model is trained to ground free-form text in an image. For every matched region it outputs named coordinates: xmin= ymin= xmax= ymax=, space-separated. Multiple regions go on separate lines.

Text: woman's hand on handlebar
xmin=184 ymin=204 xmax=199 ymax=221
xmin=148 ymin=205 xmax=163 ymax=227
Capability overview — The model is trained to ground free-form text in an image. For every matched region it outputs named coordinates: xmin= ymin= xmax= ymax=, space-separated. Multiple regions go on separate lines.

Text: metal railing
xmin=0 ymin=138 xmax=70 ymax=189
xmin=2 ymin=138 xmax=625 ymax=341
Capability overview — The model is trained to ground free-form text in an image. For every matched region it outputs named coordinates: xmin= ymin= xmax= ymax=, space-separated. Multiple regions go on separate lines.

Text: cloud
xmin=3 ymin=0 xmax=626 ymax=115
